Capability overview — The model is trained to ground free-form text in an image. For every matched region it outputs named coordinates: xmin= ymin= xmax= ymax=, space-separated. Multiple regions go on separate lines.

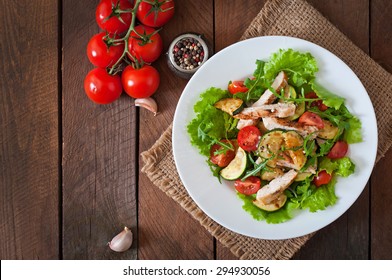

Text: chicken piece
xmin=234 ymin=103 xmax=296 ymax=120
xmin=236 ymin=71 xmax=288 ymax=129
xmin=256 ymin=169 xmax=298 ymax=204
xmin=262 ymin=117 xmax=319 ymax=138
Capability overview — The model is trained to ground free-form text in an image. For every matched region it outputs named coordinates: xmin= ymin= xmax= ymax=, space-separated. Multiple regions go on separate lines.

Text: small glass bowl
xmin=166 ymin=33 xmax=211 ymax=79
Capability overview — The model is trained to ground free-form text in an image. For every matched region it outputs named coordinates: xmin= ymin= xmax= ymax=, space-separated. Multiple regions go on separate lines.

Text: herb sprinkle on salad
xmin=187 ymin=49 xmax=362 ymax=224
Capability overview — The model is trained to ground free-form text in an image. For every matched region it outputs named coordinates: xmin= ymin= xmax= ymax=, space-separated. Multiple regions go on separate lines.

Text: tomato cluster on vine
xmin=84 ymin=0 xmax=175 ymax=105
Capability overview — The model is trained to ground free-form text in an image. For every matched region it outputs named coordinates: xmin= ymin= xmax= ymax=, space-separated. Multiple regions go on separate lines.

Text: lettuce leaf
xmin=237 ymin=193 xmax=297 ymax=224
xmin=301 ymin=176 xmax=338 ymax=212
xmin=187 ymin=87 xmax=237 ymax=156
xmin=319 ymin=157 xmax=355 ymax=177
xmin=311 ymin=82 xmax=345 ymax=110
xmin=263 ymin=49 xmax=318 ymax=87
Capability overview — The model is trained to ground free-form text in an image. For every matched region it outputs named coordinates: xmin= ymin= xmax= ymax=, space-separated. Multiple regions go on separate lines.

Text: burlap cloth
xmin=141 ymin=0 xmax=392 ymax=259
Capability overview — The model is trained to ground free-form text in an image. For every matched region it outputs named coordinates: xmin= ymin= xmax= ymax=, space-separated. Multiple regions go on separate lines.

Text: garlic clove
xmin=135 ymin=97 xmax=158 ymax=116
xmin=108 ymin=226 xmax=133 ymax=252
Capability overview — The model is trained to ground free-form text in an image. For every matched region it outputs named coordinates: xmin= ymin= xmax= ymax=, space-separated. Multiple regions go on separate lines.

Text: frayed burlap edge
xmin=141 ymin=125 xmax=315 ymax=260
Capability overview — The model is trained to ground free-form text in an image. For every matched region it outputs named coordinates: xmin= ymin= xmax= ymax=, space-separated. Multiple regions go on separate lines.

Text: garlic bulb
xmin=108 ymin=227 xmax=133 ymax=252
xmin=135 ymin=97 xmax=158 ymax=116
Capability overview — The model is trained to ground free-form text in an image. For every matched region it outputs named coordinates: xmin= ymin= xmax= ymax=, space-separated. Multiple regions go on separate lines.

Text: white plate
xmin=172 ymin=36 xmax=377 ymax=239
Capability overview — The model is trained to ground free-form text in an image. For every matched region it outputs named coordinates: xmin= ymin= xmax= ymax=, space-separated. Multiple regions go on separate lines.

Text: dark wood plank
xmin=370 ymin=0 xmax=392 ymax=260
xmin=138 ymin=0 xmax=215 ymax=259
xmin=62 ymin=0 xmax=137 ymax=259
xmin=295 ymin=0 xmax=370 ymax=259
xmin=0 ymin=0 xmax=59 ymax=259
xmin=214 ymin=0 xmax=266 ymax=260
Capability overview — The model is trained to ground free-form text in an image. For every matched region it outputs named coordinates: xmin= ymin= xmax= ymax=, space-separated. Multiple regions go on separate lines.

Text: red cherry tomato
xmin=235 ymin=176 xmax=261 ymax=195
xmin=96 ymin=0 xmax=133 ymax=34
xmin=209 ymin=140 xmax=236 ymax=167
xmin=298 ymin=112 xmax=324 ymax=129
xmin=136 ymin=0 xmax=175 ymax=27
xmin=237 ymin=126 xmax=261 ymax=152
xmin=121 ymin=65 xmax=160 ymax=98
xmin=313 ymin=170 xmax=332 ymax=187
xmin=84 ymin=68 xmax=122 ymax=104
xmin=228 ymin=80 xmax=248 ymax=94
xmin=305 ymin=92 xmax=328 ymax=111
xmin=327 ymin=140 xmax=349 ymax=159
xmin=127 ymin=25 xmax=163 ymax=63
xmin=87 ymin=32 xmax=124 ymax=68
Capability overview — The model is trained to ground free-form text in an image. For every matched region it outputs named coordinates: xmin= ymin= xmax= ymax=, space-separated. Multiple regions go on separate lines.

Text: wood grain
xmin=294 ymin=0 xmax=370 ymax=259
xmin=0 ymin=0 xmax=59 ymax=259
xmin=370 ymin=0 xmax=392 ymax=259
xmin=62 ymin=0 xmax=137 ymax=259
xmin=138 ymin=0 xmax=215 ymax=259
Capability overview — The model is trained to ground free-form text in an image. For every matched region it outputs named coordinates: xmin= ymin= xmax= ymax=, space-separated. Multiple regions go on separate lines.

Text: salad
xmin=187 ymin=49 xmax=362 ymax=224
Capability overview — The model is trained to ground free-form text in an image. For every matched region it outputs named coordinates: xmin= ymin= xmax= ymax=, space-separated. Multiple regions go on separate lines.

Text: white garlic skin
xmin=108 ymin=227 xmax=133 ymax=252
xmin=135 ymin=97 xmax=158 ymax=116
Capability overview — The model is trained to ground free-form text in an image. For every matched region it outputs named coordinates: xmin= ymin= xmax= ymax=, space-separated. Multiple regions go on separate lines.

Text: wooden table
xmin=1 ymin=0 xmax=391 ymax=260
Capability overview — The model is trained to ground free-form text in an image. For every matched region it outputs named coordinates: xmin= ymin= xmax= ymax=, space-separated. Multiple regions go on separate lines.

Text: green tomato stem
xmin=108 ymin=0 xmax=142 ymax=75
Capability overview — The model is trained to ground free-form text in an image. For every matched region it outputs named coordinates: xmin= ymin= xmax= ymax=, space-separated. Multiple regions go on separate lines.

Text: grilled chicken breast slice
xmin=256 ymin=169 xmax=298 ymax=204
xmin=234 ymin=103 xmax=296 ymax=120
xmin=236 ymin=71 xmax=288 ymax=129
xmin=262 ymin=117 xmax=319 ymax=138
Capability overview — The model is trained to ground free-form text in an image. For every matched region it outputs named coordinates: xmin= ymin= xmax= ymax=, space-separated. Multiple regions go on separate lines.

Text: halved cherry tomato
xmin=235 ymin=176 xmax=261 ymax=195
xmin=209 ymin=140 xmax=236 ymax=167
xmin=313 ymin=170 xmax=332 ymax=187
xmin=305 ymin=92 xmax=328 ymax=111
xmin=327 ymin=140 xmax=349 ymax=159
xmin=228 ymin=80 xmax=248 ymax=94
xmin=298 ymin=112 xmax=324 ymax=129
xmin=237 ymin=125 xmax=261 ymax=152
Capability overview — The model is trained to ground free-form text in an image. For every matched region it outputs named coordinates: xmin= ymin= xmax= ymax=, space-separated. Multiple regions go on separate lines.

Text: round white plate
xmin=172 ymin=36 xmax=377 ymax=239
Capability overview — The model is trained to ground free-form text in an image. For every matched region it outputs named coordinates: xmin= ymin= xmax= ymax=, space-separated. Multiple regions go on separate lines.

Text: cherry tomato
xmin=228 ymin=80 xmax=248 ymax=94
xmin=87 ymin=32 xmax=124 ymax=68
xmin=121 ymin=65 xmax=160 ymax=98
xmin=235 ymin=176 xmax=261 ymax=195
xmin=209 ymin=140 xmax=236 ymax=167
xmin=313 ymin=170 xmax=332 ymax=187
xmin=298 ymin=112 xmax=324 ymax=129
xmin=96 ymin=0 xmax=133 ymax=34
xmin=84 ymin=68 xmax=122 ymax=104
xmin=136 ymin=0 xmax=175 ymax=27
xmin=327 ymin=140 xmax=349 ymax=159
xmin=305 ymin=92 xmax=328 ymax=111
xmin=237 ymin=126 xmax=261 ymax=152
xmin=127 ymin=25 xmax=163 ymax=63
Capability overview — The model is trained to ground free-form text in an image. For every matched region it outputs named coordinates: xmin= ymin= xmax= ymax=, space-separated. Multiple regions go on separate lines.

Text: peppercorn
xmin=167 ymin=33 xmax=211 ymax=79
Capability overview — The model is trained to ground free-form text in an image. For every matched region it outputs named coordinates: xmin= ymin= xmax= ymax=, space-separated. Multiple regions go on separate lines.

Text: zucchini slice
xmin=283 ymin=131 xmax=307 ymax=170
xmin=220 ymin=147 xmax=247 ymax=180
xmin=257 ymin=130 xmax=285 ymax=167
xmin=261 ymin=167 xmax=284 ymax=181
xmin=318 ymin=120 xmax=339 ymax=139
xmin=294 ymin=172 xmax=313 ymax=181
xmin=214 ymin=98 xmax=244 ymax=116
xmin=253 ymin=193 xmax=287 ymax=212
xmin=283 ymin=86 xmax=305 ymax=121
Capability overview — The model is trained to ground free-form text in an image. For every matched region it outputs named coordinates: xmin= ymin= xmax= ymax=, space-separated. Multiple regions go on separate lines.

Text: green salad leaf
xmin=263 ymin=48 xmax=318 ymax=87
xmin=319 ymin=157 xmax=355 ymax=177
xmin=238 ymin=193 xmax=297 ymax=224
xmin=311 ymin=82 xmax=345 ymax=110
xmin=187 ymin=87 xmax=236 ymax=156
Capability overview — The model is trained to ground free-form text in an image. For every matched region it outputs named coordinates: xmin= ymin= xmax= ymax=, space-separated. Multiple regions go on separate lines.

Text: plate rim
xmin=172 ymin=35 xmax=378 ymax=239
